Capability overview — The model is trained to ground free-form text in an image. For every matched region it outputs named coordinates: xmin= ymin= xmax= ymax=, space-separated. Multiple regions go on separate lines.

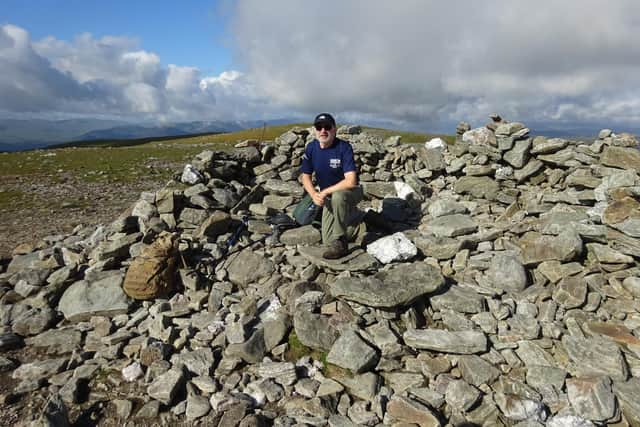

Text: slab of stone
xmin=583 ymin=322 xmax=640 ymax=347
xmin=552 ymin=274 xmax=587 ymax=309
xmin=411 ymin=234 xmax=462 ymax=260
xmin=567 ymin=376 xmax=616 ymax=422
xmin=494 ymin=393 xmax=545 ymax=422
xmin=458 ymin=355 xmax=500 ymax=387
xmin=445 ymin=379 xmax=482 ymax=412
xmin=386 ymin=395 xmax=441 ymax=426
xmin=403 ymin=329 xmax=487 ymax=354
xmin=526 ymin=365 xmax=567 ymax=391
xmin=486 ymin=254 xmax=528 ymax=293
xmin=463 ymin=127 xmax=496 ymax=146
xmin=58 ymin=273 xmax=131 ymax=322
xmin=226 ymin=327 xmax=266 ymax=364
xmin=366 ymin=232 xmax=417 ymax=264
xmin=194 ymin=211 xmax=231 ymax=239
xmin=563 ymin=335 xmax=628 ymax=381
xmin=430 ymin=285 xmax=486 ymax=314
xmin=147 ymin=368 xmax=185 ymax=405
xmin=330 ymin=262 xmax=444 ymax=308
xmin=171 ymin=348 xmax=215 ymax=377
xmin=454 ymin=176 xmax=500 ymax=200
xmin=12 ymin=358 xmax=68 ymax=381
xmin=531 ymin=137 xmax=569 ymax=155
xmin=263 ymin=179 xmax=304 ymax=197
xmin=426 ymin=214 xmax=478 ymax=238
xmin=326 ymin=329 xmax=379 ymax=374
xmin=293 ymin=309 xmax=339 ymax=351
xmin=428 ymin=199 xmax=468 ymax=218
xmin=504 ymin=139 xmax=532 ymax=168
xmin=279 ymin=225 xmax=322 ymax=246
xmin=519 ymin=230 xmax=583 ymax=265
xmin=587 ymin=243 xmax=634 ymax=264
xmin=298 ymin=245 xmax=378 ymax=272
xmin=614 ymin=377 xmax=640 ymax=426
xmin=186 ymin=394 xmax=211 ymax=420
xmin=382 ymin=372 xmax=426 ymax=394
xmin=601 ymin=146 xmax=640 ymax=171
xmin=333 ymin=372 xmax=380 ymax=401
xmin=226 ymin=249 xmax=275 ymax=286
xmin=514 ymin=159 xmax=544 ymax=183
xmin=11 ymin=306 xmax=55 ymax=337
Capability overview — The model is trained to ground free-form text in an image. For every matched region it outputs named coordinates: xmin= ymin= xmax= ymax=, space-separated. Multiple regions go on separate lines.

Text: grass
xmin=284 ymin=331 xmax=350 ymax=378
xmin=0 ymin=123 xmax=452 ymax=189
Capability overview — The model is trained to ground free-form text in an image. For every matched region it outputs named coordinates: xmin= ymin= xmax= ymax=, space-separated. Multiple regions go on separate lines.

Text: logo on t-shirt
xmin=329 ymin=158 xmax=341 ymax=168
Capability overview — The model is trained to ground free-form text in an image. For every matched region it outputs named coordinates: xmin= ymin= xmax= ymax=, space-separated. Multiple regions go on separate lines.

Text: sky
xmin=2 ymin=0 xmax=640 ymax=133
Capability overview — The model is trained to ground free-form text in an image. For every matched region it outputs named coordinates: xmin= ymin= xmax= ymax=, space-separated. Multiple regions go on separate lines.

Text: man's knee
xmin=331 ymin=190 xmax=349 ymax=206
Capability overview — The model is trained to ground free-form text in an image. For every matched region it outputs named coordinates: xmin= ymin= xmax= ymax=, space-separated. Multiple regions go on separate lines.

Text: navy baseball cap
xmin=313 ymin=113 xmax=336 ymax=127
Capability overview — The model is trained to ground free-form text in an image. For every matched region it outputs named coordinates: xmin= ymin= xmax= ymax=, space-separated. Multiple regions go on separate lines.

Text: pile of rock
xmin=2 ymin=118 xmax=640 ymax=426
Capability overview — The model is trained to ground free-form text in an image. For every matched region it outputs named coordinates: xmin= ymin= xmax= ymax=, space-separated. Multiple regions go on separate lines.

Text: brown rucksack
xmin=123 ymin=232 xmax=178 ymax=300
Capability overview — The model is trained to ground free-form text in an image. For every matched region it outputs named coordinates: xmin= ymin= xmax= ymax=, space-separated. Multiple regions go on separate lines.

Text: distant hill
xmin=0 ymin=118 xmax=294 ymax=151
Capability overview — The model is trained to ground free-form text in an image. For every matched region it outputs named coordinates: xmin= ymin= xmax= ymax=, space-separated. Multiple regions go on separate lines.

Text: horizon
xmin=2 ymin=1 xmax=640 ymax=134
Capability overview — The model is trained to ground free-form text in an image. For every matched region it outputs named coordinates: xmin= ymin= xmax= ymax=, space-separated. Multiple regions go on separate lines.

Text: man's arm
xmin=301 ymin=173 xmax=326 ymax=206
xmin=319 ymin=171 xmax=357 ymax=199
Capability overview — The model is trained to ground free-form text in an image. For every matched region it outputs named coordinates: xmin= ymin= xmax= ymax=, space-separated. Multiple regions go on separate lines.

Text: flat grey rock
xmin=58 ymin=273 xmax=131 ymax=322
xmin=326 ymin=329 xmax=379 ymax=373
xmin=186 ymin=394 xmax=211 ymax=420
xmin=263 ymin=179 xmax=304 ymax=197
xmin=567 ymin=376 xmax=616 ymax=422
xmin=330 ymin=262 xmax=444 ymax=308
xmin=147 ymin=368 xmax=185 ymax=405
xmin=458 ymin=355 xmax=500 ymax=387
xmin=12 ymin=357 xmax=68 ymax=381
xmin=519 ymin=230 xmax=583 ymax=265
xmin=225 ymin=327 xmax=266 ymax=363
xmin=171 ymin=348 xmax=214 ymax=377
xmin=454 ymin=176 xmax=500 ymax=200
xmin=226 ymin=249 xmax=275 ymax=286
xmin=386 ymin=395 xmax=441 ymax=426
xmin=614 ymin=377 xmax=640 ymax=426
xmin=298 ymin=245 xmax=378 ymax=272
xmin=426 ymin=214 xmax=478 ymax=238
xmin=428 ymin=199 xmax=468 ymax=218
xmin=11 ymin=306 xmax=55 ymax=336
xmin=430 ymin=285 xmax=486 ymax=314
xmin=403 ymin=329 xmax=487 ymax=354
xmin=445 ymin=379 xmax=481 ymax=412
xmin=279 ymin=225 xmax=321 ymax=246
xmin=486 ymin=253 xmax=528 ymax=292
xmin=293 ymin=309 xmax=339 ymax=351
xmin=563 ymin=335 xmax=628 ymax=381
xmin=24 ymin=328 xmax=82 ymax=354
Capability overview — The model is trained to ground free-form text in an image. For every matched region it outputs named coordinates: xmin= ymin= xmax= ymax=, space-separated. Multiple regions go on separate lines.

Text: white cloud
xmin=3 ymin=1 xmax=640 ymax=133
xmin=229 ymin=0 xmax=640 ymax=131
xmin=0 ymin=24 xmax=263 ymax=121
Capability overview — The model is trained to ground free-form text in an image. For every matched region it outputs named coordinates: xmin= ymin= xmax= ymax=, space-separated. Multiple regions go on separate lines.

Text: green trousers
xmin=321 ymin=186 xmax=365 ymax=244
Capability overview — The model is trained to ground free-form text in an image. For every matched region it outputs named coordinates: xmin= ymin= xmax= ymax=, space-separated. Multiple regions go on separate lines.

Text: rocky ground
xmin=2 ymin=119 xmax=640 ymax=426
xmin=0 ymin=168 xmax=176 ymax=260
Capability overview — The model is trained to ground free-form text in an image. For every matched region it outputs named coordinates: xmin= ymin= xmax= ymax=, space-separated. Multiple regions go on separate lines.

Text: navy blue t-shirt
xmin=300 ymin=138 xmax=357 ymax=190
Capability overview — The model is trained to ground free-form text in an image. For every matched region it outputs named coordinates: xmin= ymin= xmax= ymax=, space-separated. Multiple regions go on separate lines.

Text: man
xmin=300 ymin=113 xmax=365 ymax=259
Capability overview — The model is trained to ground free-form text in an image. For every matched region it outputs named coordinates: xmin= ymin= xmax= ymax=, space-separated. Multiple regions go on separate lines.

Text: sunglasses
xmin=314 ymin=123 xmax=333 ymax=131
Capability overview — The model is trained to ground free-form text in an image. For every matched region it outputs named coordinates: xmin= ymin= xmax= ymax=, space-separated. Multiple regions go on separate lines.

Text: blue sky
xmin=2 ymin=0 xmax=233 ymax=74
xmin=2 ymin=1 xmax=640 ymax=133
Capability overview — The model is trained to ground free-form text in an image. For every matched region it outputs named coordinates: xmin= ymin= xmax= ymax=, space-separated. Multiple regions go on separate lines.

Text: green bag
xmin=293 ymin=193 xmax=321 ymax=225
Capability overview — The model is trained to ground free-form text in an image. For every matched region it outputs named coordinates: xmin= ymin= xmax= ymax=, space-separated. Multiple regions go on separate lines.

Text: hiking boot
xmin=322 ymin=238 xmax=348 ymax=259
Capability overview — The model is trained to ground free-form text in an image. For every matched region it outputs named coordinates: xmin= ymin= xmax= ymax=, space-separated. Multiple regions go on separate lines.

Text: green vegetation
xmin=0 ymin=123 xmax=452 ymax=185
xmin=284 ymin=331 xmax=351 ymax=378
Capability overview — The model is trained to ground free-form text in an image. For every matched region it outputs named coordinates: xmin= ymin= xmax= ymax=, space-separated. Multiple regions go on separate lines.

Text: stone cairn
xmin=2 ymin=117 xmax=640 ymax=426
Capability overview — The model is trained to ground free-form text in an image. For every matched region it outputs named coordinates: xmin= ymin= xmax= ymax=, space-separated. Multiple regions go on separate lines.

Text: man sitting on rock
xmin=300 ymin=113 xmax=365 ymax=259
